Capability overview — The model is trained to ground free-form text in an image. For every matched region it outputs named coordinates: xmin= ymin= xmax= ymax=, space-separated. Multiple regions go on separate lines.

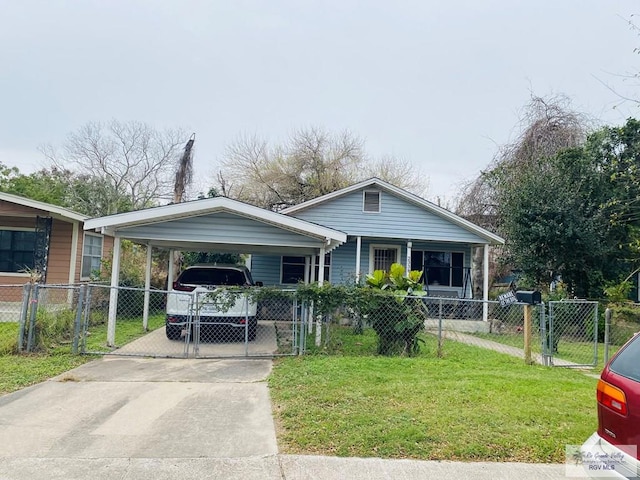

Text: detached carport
xmin=83 ymin=197 xmax=346 ymax=347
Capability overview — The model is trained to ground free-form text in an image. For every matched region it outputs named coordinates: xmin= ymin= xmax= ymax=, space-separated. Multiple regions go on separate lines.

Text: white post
xmin=315 ymin=245 xmax=326 ymax=347
xmin=406 ymin=241 xmax=412 ymax=274
xmin=168 ymin=249 xmax=175 ymax=288
xmin=143 ymin=244 xmax=152 ymax=331
xmin=308 ymin=254 xmax=316 ymax=333
xmin=483 ymin=244 xmax=489 ymax=322
xmin=304 ymin=256 xmax=311 ymax=284
xmin=355 ymin=236 xmax=362 ymax=284
xmin=107 ymin=236 xmax=121 ymax=347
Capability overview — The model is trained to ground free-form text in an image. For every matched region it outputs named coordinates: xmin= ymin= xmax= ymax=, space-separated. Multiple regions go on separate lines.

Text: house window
xmin=363 ymin=190 xmax=381 ymax=213
xmin=370 ymin=245 xmax=400 ymax=272
xmin=0 ymin=229 xmax=36 ymax=273
xmin=81 ymin=234 xmax=103 ymax=279
xmin=281 ymin=254 xmax=331 ymax=284
xmin=413 ymin=251 xmax=464 ymax=287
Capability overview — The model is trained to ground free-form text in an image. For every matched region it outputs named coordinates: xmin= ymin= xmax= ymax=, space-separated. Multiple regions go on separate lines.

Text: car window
xmin=179 ymin=268 xmax=248 ymax=286
xmin=609 ymin=334 xmax=640 ymax=383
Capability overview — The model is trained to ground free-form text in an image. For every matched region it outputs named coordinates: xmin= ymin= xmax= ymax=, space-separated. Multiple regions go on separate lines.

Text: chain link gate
xmin=78 ymin=284 xmax=304 ymax=358
xmin=542 ymin=300 xmax=599 ymax=367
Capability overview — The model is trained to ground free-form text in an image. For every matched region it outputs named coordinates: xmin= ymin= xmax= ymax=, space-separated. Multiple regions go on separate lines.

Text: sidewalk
xmin=0 ymin=455 xmax=570 ymax=480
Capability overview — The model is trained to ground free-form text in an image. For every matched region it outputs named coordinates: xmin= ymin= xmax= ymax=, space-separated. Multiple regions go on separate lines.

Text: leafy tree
xmin=215 ymin=127 xmax=427 ymax=210
xmin=0 ymin=165 xmax=132 ymax=217
xmin=494 ymin=148 xmax=623 ymax=297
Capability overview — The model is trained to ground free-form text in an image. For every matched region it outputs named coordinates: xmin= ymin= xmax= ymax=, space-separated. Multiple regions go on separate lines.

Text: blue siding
xmin=250 ymin=255 xmax=282 ymax=286
xmin=291 ymin=188 xmax=487 ymax=243
xmin=120 ymin=212 xmax=323 ymax=248
xmin=252 ymin=240 xmax=473 ymax=295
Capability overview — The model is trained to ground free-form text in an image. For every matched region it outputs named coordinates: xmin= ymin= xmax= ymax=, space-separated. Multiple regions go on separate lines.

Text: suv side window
xmin=609 ymin=334 xmax=640 ymax=382
xmin=178 ymin=268 xmax=248 ymax=286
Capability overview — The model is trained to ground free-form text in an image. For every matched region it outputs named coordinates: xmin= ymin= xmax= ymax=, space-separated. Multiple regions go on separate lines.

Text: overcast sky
xmin=1 ymin=0 xmax=639 ymax=205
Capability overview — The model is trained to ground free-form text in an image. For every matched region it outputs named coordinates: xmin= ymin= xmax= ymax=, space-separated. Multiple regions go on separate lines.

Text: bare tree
xmin=41 ymin=120 xmax=188 ymax=215
xmin=216 ymin=127 xmax=427 ymax=209
xmin=455 ymin=94 xmax=590 ymax=297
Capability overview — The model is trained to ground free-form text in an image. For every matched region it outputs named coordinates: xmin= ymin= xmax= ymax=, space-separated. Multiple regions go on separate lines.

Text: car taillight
xmin=597 ymin=379 xmax=628 ymax=415
xmin=173 ymin=281 xmax=195 ymax=292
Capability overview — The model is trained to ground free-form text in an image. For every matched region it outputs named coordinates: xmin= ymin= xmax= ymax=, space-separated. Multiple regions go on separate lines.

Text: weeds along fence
xmin=313 ymin=295 xmax=612 ymax=368
xmin=4 ymin=282 xmax=639 ymax=365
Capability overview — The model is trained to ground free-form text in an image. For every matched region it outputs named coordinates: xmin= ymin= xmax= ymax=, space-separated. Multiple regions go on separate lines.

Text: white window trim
xmin=420 ymin=250 xmax=466 ymax=288
xmin=280 ymin=254 xmax=332 ymax=284
xmin=368 ymin=244 xmax=401 ymax=273
xmin=0 ymin=226 xmax=36 ymax=275
xmin=362 ymin=190 xmax=381 ymax=213
xmin=81 ymin=232 xmax=103 ymax=280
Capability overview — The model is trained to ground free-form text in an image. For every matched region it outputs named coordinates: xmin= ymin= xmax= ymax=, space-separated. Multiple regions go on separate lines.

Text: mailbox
xmin=516 ymin=290 xmax=541 ymax=305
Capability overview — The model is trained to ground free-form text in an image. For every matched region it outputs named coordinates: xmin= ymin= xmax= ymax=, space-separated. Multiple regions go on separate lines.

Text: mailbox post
xmin=516 ymin=291 xmax=541 ymax=365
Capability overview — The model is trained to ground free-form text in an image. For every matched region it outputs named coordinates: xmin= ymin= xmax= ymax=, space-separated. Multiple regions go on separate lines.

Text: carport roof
xmin=83 ymin=196 xmax=347 ymax=255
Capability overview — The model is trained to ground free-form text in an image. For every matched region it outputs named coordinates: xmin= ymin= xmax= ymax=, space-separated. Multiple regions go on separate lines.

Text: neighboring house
xmin=0 ymin=192 xmax=113 ymax=289
xmin=250 ymin=178 xmax=504 ymax=298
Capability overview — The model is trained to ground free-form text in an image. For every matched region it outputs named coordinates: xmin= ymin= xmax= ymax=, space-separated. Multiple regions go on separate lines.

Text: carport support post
xmin=107 ymin=236 xmax=121 ymax=347
xmin=315 ymin=245 xmax=326 ymax=347
xmin=482 ymin=244 xmax=489 ymax=322
xmin=523 ymin=304 xmax=533 ymax=365
xmin=142 ymin=244 xmax=152 ymax=331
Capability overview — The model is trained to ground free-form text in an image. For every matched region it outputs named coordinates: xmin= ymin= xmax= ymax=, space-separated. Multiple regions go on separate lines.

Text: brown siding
xmin=47 ymin=219 xmax=73 ymax=284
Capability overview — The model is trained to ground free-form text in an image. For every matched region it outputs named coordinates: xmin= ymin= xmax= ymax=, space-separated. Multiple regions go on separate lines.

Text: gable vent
xmin=363 ymin=191 xmax=381 ymax=213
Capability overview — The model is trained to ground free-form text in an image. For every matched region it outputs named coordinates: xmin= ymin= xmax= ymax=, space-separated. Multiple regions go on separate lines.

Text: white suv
xmin=165 ymin=264 xmax=258 ymax=341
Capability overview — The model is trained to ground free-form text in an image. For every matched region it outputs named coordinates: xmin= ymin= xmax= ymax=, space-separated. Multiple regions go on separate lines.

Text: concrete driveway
xmin=0 ymin=357 xmax=572 ymax=480
xmin=0 ymin=357 xmax=280 ymax=479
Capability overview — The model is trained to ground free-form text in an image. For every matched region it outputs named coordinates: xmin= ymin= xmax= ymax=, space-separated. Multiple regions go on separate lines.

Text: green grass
xmin=83 ymin=313 xmax=165 ymax=352
xmin=470 ymin=332 xmax=619 ymax=370
xmin=0 ymin=323 xmax=19 ymax=355
xmin=269 ymin=326 xmax=598 ymax=463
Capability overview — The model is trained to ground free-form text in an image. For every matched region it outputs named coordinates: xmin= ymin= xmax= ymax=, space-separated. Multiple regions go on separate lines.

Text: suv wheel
xmin=166 ymin=324 xmax=182 ymax=340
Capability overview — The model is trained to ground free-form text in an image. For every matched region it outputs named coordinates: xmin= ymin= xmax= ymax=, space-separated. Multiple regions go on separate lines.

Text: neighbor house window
xmin=363 ymin=190 xmax=381 ymax=213
xmin=281 ymin=254 xmax=331 ymax=284
xmin=370 ymin=245 xmax=400 ymax=272
xmin=0 ymin=228 xmax=36 ymax=273
xmin=82 ymin=234 xmax=103 ymax=279
xmin=413 ymin=251 xmax=464 ymax=287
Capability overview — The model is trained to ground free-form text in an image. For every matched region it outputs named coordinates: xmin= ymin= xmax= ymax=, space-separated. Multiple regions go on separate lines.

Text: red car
xmin=582 ymin=332 xmax=640 ymax=479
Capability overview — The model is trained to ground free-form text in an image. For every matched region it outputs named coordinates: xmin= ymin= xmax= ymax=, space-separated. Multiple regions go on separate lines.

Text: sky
xmin=1 ymin=0 xmax=639 ymax=206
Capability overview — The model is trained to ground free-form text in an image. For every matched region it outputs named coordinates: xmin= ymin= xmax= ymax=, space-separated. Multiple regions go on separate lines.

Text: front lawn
xmin=269 ymin=327 xmax=597 ymax=463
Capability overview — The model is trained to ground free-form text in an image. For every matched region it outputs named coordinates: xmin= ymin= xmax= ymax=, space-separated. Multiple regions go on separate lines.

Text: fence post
xmin=523 ymin=304 xmax=533 ymax=365
xmin=604 ymin=308 xmax=612 ymax=365
xmin=540 ymin=302 xmax=550 ymax=366
xmin=72 ymin=284 xmax=86 ymax=355
xmin=437 ymin=298 xmax=443 ymax=357
xmin=17 ymin=283 xmax=32 ymax=352
xmin=26 ymin=284 xmax=40 ymax=353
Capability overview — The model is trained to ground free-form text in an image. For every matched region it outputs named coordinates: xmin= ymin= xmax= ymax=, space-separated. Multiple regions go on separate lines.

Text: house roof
xmin=281 ymin=177 xmax=505 ymax=245
xmin=84 ymin=196 xmax=347 ymax=254
xmin=0 ymin=192 xmax=87 ymax=222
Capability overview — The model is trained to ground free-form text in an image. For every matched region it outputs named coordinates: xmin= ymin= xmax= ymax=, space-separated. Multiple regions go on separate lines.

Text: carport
xmin=83 ymin=197 xmax=346 ymax=347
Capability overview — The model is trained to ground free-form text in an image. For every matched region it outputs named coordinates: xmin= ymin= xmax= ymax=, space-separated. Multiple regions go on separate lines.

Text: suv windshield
xmin=178 ymin=268 xmax=249 ymax=286
xmin=609 ymin=334 xmax=640 ymax=382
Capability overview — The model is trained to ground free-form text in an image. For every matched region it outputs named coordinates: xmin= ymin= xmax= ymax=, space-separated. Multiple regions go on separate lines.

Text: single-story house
xmin=83 ymin=178 xmax=503 ymax=346
xmin=250 ymin=178 xmax=504 ymax=298
xmin=0 ymin=192 xmax=113 ymax=290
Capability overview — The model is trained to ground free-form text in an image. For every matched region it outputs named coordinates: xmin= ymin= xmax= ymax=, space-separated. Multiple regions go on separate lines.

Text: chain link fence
xmin=4 ymin=283 xmax=639 ymax=368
